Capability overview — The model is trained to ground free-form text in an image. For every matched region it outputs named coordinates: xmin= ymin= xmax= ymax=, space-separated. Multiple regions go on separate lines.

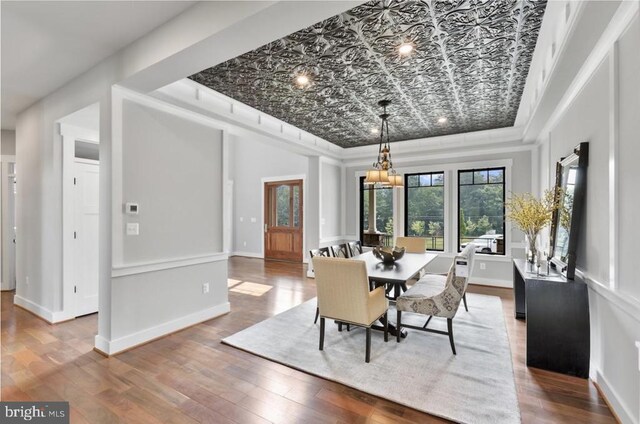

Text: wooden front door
xmin=264 ymin=180 xmax=303 ymax=261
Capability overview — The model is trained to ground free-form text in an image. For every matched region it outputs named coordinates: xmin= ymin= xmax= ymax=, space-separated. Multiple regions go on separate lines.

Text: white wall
xmin=534 ymin=3 xmax=640 ymax=422
xmin=121 ymin=100 xmax=222 ymax=262
xmin=229 ymin=132 xmax=309 ymax=256
xmin=1 ymin=130 xmax=16 ymax=155
xmin=154 ymin=80 xmax=347 ymax=261
xmin=320 ymin=160 xmax=343 ymax=243
xmin=98 ymin=91 xmax=229 ymax=354
xmin=11 ymin=0 xmax=358 ymax=337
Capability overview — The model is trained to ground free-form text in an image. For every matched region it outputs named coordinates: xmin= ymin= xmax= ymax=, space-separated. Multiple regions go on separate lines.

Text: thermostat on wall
xmin=125 ymin=202 xmax=139 ymax=215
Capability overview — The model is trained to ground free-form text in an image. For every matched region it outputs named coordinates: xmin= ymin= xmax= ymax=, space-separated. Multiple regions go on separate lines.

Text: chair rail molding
xmin=111 ymin=253 xmax=228 ymax=278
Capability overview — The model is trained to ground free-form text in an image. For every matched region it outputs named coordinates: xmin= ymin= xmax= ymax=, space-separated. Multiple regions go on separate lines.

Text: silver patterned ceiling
xmin=190 ymin=0 xmax=547 ymax=148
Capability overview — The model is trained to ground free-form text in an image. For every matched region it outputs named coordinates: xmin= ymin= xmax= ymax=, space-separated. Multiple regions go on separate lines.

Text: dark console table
xmin=513 ymin=259 xmax=590 ymax=378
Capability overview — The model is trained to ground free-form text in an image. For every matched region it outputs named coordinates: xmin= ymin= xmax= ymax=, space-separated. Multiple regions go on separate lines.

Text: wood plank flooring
xmin=1 ymin=257 xmax=616 ymax=423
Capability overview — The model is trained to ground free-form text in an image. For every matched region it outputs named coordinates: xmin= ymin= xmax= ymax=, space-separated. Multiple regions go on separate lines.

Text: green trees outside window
xmin=458 ymin=168 xmax=505 ymax=254
xmin=360 ymin=178 xmax=393 ymax=246
xmin=405 ymin=172 xmax=445 ymax=251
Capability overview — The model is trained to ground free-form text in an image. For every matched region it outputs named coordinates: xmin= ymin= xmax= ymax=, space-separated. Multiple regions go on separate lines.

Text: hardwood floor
xmin=1 ymin=257 xmax=616 ymax=423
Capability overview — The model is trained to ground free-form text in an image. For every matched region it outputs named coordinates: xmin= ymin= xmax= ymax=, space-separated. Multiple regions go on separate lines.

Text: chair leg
xmin=396 ymin=310 xmax=402 ymax=343
xmin=338 ymin=322 xmax=343 ymax=332
xmin=347 ymin=324 xmax=350 ymax=332
xmin=422 ymin=315 xmax=433 ymax=329
xmin=319 ymin=317 xmax=325 ymax=351
xmin=314 ymin=306 xmax=319 ymax=324
xmin=462 ymin=293 xmax=468 ymax=312
xmin=365 ymin=327 xmax=371 ymax=363
xmin=383 ymin=312 xmax=389 ymax=342
xmin=447 ymin=318 xmax=456 ymax=355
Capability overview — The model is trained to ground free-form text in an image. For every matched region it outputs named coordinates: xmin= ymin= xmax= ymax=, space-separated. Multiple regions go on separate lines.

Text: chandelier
xmin=364 ymin=100 xmax=403 ymax=187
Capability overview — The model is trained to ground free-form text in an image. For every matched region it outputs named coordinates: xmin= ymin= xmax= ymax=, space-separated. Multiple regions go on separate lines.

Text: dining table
xmin=352 ymin=250 xmax=438 ymax=337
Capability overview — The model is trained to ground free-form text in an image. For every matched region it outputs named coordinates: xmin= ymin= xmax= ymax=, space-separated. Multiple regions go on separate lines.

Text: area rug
xmin=222 ymin=293 xmax=520 ymax=424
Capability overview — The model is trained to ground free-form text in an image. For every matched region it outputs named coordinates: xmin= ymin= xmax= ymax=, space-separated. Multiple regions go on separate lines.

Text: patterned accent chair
xmin=395 ymin=244 xmax=476 ymax=354
xmin=394 ymin=236 xmax=427 ymax=253
xmin=330 ymin=243 xmax=350 ymax=258
xmin=347 ymin=240 xmax=363 ymax=257
xmin=313 ymin=257 xmax=389 ymax=363
xmin=309 ymin=247 xmax=331 ymax=323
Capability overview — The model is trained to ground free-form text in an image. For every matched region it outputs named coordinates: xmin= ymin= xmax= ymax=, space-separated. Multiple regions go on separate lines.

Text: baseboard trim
xmin=231 ymin=251 xmax=263 ymax=259
xmin=93 ymin=302 xmax=230 ymax=355
xmin=469 ymin=277 xmax=512 ymax=288
xmin=13 ymin=295 xmax=56 ymax=323
xmin=592 ymin=368 xmax=635 ymax=424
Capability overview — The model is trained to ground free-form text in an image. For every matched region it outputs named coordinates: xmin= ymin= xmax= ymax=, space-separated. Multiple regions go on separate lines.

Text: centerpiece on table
xmin=372 ymin=246 xmax=405 ymax=264
xmin=505 ymin=189 xmax=561 ymax=267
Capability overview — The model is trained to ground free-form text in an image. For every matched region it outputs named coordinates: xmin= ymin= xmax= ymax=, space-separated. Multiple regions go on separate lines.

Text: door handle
xmin=264 ymin=224 xmax=268 ymax=233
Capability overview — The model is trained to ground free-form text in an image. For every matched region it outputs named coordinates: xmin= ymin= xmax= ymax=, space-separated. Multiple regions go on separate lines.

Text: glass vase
xmin=525 ymin=233 xmax=538 ymax=266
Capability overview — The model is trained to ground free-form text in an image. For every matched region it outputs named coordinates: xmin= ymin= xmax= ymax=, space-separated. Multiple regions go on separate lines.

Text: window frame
xmin=403 ymin=171 xmax=445 ymax=251
xmin=358 ymin=176 xmax=394 ymax=246
xmin=457 ymin=166 xmax=506 ymax=255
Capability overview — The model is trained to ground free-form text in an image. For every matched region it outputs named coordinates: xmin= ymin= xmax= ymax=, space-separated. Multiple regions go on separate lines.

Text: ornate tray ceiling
xmin=190 ymin=0 xmax=547 ymax=148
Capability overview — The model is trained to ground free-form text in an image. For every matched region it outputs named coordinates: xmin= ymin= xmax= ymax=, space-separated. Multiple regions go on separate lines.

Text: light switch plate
xmin=250 ymin=217 xmax=257 ymax=223
xmin=126 ymin=223 xmax=139 ymax=236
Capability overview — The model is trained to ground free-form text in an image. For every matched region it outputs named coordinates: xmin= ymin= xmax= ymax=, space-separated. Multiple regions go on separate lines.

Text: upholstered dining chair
xmin=395 ymin=236 xmax=429 ymax=282
xmin=313 ymin=257 xmax=389 ymax=363
xmin=309 ymin=247 xmax=331 ymax=323
xmin=395 ymin=236 xmax=427 ymax=253
xmin=330 ymin=243 xmax=350 ymax=258
xmin=347 ymin=240 xmax=363 ymax=257
xmin=395 ymin=244 xmax=475 ymax=354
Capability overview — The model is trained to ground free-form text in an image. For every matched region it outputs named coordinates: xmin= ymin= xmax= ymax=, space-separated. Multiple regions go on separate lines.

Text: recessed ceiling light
xmin=371 ymin=128 xmax=379 ymax=134
xmin=398 ymin=43 xmax=414 ymax=55
xmin=438 ymin=117 xmax=448 ymax=124
xmin=295 ymin=75 xmax=310 ymax=86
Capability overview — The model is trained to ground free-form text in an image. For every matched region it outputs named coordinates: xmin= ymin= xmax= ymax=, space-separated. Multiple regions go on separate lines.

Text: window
xmin=359 ymin=177 xmax=393 ymax=247
xmin=404 ymin=172 xmax=445 ymax=251
xmin=458 ymin=167 xmax=505 ymax=255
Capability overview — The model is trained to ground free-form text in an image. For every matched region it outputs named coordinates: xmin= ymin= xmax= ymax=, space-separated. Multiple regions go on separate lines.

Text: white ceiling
xmin=1 ymin=0 xmax=195 ymax=129
xmin=58 ymin=102 xmax=100 ymax=131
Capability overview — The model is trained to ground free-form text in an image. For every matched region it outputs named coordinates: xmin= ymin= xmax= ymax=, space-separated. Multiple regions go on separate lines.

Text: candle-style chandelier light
xmin=364 ymin=100 xmax=403 ymax=187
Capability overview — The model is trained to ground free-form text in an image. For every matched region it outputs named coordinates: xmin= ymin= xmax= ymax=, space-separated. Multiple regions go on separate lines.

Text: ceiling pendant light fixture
xmin=364 ymin=100 xmax=403 ymax=188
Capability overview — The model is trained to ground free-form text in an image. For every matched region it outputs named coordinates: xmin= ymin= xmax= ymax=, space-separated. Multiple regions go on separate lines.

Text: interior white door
xmin=73 ymin=160 xmax=99 ymax=316
xmin=1 ymin=166 xmax=16 ymax=291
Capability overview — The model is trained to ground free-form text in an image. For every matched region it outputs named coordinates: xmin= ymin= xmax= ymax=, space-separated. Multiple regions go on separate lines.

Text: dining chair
xmin=395 ymin=236 xmax=427 ymax=253
xmin=330 ymin=243 xmax=350 ymax=258
xmin=313 ymin=256 xmax=389 ymax=363
xmin=395 ymin=244 xmax=475 ymax=354
xmin=309 ymin=247 xmax=331 ymax=323
xmin=347 ymin=240 xmax=363 ymax=257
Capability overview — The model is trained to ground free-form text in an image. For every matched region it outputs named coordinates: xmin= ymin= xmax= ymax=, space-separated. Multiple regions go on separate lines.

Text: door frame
xmin=261 ymin=174 xmax=306 ymax=260
xmin=73 ymin=157 xmax=100 ymax=316
xmin=60 ymin=121 xmax=100 ymax=321
xmin=1 ymin=155 xmax=16 ymax=291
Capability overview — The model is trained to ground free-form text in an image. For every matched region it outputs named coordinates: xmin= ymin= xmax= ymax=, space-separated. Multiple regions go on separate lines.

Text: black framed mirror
xmin=549 ymin=142 xmax=589 ymax=279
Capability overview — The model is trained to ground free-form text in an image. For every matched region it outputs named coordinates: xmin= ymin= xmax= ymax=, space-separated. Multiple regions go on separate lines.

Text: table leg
xmin=372 ymin=313 xmax=407 ymax=338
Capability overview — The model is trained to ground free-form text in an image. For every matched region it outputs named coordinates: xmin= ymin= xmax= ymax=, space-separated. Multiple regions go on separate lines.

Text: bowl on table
xmin=372 ymin=246 xmax=405 ymax=264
